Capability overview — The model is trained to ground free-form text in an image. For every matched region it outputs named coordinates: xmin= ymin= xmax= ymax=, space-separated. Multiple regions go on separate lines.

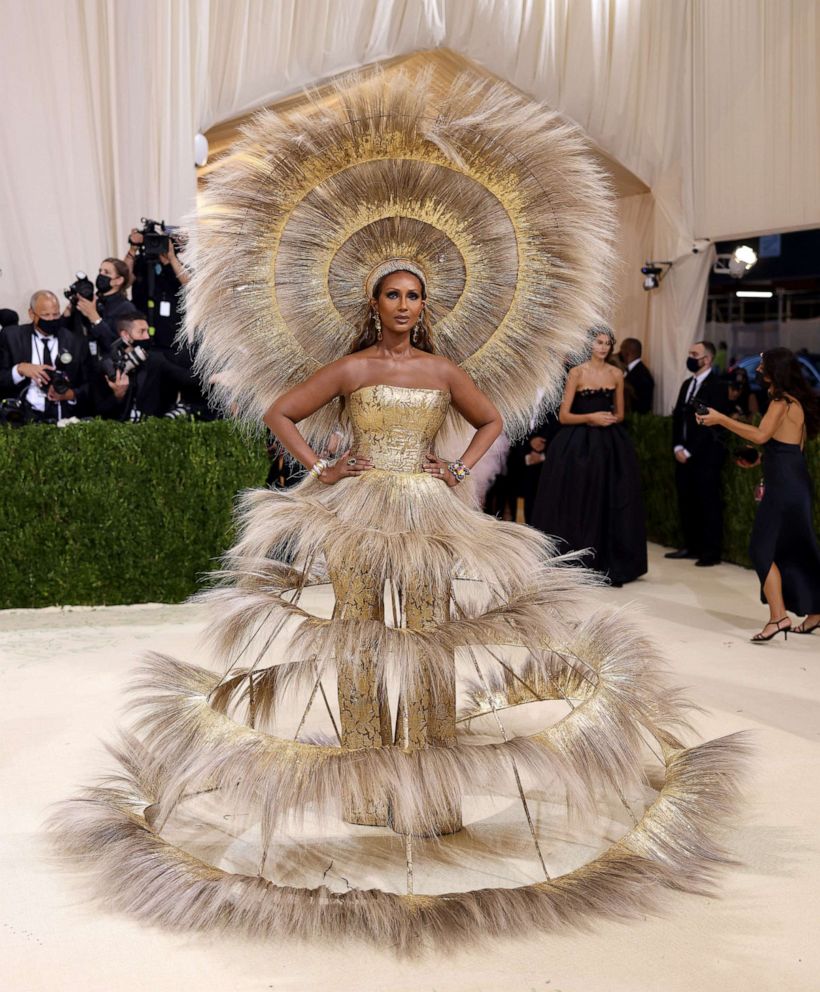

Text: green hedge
xmin=1 ymin=416 xmax=817 ymax=609
xmin=0 ymin=419 xmax=268 ymax=609
xmin=627 ymin=414 xmax=820 ymax=568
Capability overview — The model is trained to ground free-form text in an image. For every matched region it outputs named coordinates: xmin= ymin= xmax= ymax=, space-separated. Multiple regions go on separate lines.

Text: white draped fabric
xmin=692 ymin=0 xmax=820 ymax=240
xmin=1 ymin=0 xmax=817 ymax=409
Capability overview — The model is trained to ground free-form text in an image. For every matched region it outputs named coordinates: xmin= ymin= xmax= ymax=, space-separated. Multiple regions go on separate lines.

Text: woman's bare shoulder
xmin=312 ymin=352 xmax=371 ymax=390
xmin=331 ymin=351 xmax=385 ymax=376
xmin=422 ymin=352 xmax=463 ymax=382
xmin=425 ymin=352 xmax=458 ymax=371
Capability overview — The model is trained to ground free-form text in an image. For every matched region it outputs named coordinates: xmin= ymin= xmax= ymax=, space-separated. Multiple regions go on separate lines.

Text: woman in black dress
xmin=532 ymin=327 xmax=647 ymax=585
xmin=699 ymin=348 xmax=820 ymax=641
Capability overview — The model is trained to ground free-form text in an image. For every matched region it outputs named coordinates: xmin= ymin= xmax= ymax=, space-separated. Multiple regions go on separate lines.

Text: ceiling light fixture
xmin=640 ymin=260 xmax=673 ymax=290
xmin=713 ymin=244 xmax=758 ymax=279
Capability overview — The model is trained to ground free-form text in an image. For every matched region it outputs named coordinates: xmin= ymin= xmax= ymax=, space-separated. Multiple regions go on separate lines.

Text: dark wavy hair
xmin=348 ymin=270 xmax=435 ymax=354
xmin=760 ymin=347 xmax=820 ymax=438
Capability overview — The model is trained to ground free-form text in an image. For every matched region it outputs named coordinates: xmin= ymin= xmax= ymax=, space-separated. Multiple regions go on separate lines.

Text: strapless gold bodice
xmin=347 ymin=384 xmax=450 ymax=473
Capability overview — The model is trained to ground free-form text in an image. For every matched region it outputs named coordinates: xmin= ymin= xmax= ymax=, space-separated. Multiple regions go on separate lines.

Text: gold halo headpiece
xmin=365 ymin=258 xmax=428 ymax=300
xmin=186 ymin=68 xmax=616 ymax=443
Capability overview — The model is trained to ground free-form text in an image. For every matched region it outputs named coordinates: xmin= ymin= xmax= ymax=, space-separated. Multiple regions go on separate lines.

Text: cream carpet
xmin=1 ymin=544 xmax=817 ymax=992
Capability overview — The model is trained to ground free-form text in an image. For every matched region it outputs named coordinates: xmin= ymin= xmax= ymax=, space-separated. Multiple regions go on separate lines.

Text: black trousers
xmin=675 ymin=453 xmax=725 ymax=561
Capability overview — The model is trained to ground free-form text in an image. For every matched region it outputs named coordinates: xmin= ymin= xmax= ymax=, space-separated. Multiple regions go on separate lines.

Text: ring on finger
xmin=346 ymin=457 xmax=357 ymax=466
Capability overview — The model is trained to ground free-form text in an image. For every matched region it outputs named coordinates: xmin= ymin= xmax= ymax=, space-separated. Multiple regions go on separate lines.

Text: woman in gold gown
xmin=264 ymin=260 xmax=504 ymax=834
xmin=52 ymin=72 xmax=747 ymax=949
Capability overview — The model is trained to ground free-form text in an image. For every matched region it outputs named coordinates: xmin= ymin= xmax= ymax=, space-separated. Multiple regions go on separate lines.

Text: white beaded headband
xmin=364 ymin=258 xmax=427 ymax=299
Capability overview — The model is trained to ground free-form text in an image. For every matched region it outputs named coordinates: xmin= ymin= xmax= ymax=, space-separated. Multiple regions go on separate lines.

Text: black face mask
xmin=686 ymin=356 xmax=704 ymax=374
xmin=37 ymin=317 xmax=62 ymax=336
xmin=130 ymin=336 xmax=151 ymax=350
xmin=95 ymin=273 xmax=113 ymax=294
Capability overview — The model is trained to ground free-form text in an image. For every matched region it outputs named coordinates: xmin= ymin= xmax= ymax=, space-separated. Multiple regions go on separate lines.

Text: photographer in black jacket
xmin=93 ymin=311 xmax=196 ymax=420
xmin=124 ymin=226 xmax=190 ymax=349
xmin=71 ymin=258 xmax=137 ymax=354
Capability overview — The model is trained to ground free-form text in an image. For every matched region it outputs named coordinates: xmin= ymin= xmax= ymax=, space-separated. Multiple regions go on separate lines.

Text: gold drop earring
xmin=374 ymin=310 xmax=382 ymax=341
xmin=412 ymin=311 xmax=423 ymax=344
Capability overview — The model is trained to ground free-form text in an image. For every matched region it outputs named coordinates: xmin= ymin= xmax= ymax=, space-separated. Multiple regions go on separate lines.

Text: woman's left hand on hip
xmin=423 ymin=452 xmax=459 ymax=487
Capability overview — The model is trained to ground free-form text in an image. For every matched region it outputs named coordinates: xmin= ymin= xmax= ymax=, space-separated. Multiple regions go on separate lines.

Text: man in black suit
xmin=92 ymin=311 xmax=196 ymax=420
xmin=0 ymin=290 xmax=93 ymax=420
xmin=665 ymin=340 xmax=731 ymax=566
xmin=619 ymin=337 xmax=654 ymax=414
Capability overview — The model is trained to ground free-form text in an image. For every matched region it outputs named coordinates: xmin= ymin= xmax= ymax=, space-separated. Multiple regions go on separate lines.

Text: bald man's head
xmin=29 ymin=290 xmax=60 ymax=315
xmin=28 ymin=291 xmax=62 ymax=335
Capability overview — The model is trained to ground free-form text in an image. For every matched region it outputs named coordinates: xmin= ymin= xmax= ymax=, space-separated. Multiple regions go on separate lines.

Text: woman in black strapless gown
xmin=532 ymin=329 xmax=647 ymax=585
xmin=699 ymin=348 xmax=820 ymax=641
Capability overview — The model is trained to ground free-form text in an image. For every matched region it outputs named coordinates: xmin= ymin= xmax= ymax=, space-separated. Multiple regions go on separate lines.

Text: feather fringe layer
xmin=80 ymin=606 xmax=714 ymax=847
xmin=50 ymin=595 xmax=749 ymax=944
xmin=49 ymin=731 xmax=750 ymax=954
xmin=213 ymin=470 xmax=577 ymax=599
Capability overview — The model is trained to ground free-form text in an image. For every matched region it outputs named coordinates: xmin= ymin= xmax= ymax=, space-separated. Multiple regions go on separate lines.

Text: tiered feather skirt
xmin=51 ymin=385 xmax=747 ymax=949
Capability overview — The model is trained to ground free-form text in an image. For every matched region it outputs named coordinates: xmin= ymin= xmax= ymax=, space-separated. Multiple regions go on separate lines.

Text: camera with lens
xmin=44 ymin=367 xmax=73 ymax=395
xmin=64 ymin=271 xmax=95 ymax=305
xmin=99 ymin=339 xmax=150 ymax=380
xmin=133 ymin=218 xmax=183 ymax=262
xmin=0 ymin=397 xmax=26 ymax=427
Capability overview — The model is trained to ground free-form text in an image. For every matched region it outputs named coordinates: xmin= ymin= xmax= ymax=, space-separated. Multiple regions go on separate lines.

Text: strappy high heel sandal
xmin=794 ymin=618 xmax=820 ymax=635
xmin=751 ymin=617 xmax=791 ymax=643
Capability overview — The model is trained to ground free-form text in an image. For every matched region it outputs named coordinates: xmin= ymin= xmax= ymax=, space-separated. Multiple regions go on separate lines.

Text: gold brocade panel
xmin=330 ymin=560 xmax=461 ymax=836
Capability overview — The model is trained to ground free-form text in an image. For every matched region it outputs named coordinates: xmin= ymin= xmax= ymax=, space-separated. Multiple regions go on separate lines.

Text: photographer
xmin=70 ymin=258 xmax=137 ymax=353
xmin=727 ymin=365 xmax=760 ymax=420
xmin=93 ymin=311 xmax=196 ymax=420
xmin=0 ymin=290 xmax=92 ymax=421
xmin=124 ymin=223 xmax=189 ymax=350
xmin=0 ymin=308 xmax=19 ymax=331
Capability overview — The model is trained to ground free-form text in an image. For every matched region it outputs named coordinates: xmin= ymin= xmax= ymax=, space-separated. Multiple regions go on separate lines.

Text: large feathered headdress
xmin=185 ymin=68 xmax=616 ymax=441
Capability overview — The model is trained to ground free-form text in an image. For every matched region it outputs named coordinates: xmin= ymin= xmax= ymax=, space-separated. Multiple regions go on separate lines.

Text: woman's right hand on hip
xmin=318 ymin=450 xmax=373 ymax=484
